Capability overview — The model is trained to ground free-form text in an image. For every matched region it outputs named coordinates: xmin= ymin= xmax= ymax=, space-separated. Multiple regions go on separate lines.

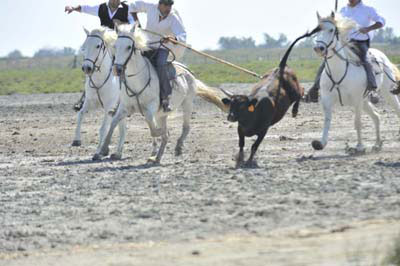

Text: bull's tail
xmin=195 ymin=79 xmax=229 ymax=112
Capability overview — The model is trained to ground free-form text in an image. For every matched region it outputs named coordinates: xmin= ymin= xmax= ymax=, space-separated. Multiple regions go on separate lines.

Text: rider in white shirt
xmin=130 ymin=0 xmax=187 ymax=112
xmin=306 ymin=0 xmax=385 ymax=103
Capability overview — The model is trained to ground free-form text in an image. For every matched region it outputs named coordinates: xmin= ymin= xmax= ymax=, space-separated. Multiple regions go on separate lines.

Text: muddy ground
xmin=0 ymin=84 xmax=400 ymax=265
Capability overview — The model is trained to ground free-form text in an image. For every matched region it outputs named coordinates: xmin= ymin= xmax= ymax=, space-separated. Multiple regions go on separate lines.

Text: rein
xmin=116 ymin=35 xmax=152 ymax=116
xmin=319 ymin=21 xmax=350 ymax=106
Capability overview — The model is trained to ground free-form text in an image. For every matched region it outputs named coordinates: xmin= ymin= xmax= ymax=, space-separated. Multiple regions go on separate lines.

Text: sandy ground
xmin=0 ymin=84 xmax=400 ymax=265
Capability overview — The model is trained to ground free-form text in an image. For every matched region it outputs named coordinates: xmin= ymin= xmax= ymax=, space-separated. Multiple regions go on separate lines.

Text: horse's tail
xmin=391 ymin=63 xmax=400 ymax=94
xmin=195 ymin=79 xmax=229 ymax=113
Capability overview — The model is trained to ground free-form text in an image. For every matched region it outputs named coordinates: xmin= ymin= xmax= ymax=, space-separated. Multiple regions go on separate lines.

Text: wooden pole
xmin=142 ymin=29 xmax=263 ymax=79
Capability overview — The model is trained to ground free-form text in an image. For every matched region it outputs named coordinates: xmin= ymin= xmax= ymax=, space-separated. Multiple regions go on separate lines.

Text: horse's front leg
xmin=110 ymin=117 xmax=127 ymax=160
xmin=94 ymin=112 xmax=111 ymax=157
xmin=72 ymin=99 xmax=89 ymax=147
xmin=93 ymin=105 xmax=128 ymax=161
xmin=312 ymin=96 xmax=333 ymax=151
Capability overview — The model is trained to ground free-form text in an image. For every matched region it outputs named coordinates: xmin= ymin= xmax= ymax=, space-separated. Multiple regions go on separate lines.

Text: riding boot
xmin=73 ymin=91 xmax=86 ymax=112
xmin=155 ymin=49 xmax=173 ymax=113
xmin=305 ymin=62 xmax=325 ymax=103
xmin=161 ymin=97 xmax=172 ymax=113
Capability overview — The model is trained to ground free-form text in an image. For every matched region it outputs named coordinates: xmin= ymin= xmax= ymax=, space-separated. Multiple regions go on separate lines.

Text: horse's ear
xmin=331 ymin=11 xmax=335 ymax=19
xmin=83 ymin=27 xmax=90 ymax=36
xmin=317 ymin=12 xmax=321 ymax=21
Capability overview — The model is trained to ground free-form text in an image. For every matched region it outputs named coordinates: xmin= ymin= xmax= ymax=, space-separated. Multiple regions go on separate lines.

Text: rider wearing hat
xmin=130 ymin=0 xmax=187 ymax=112
xmin=306 ymin=0 xmax=385 ymax=103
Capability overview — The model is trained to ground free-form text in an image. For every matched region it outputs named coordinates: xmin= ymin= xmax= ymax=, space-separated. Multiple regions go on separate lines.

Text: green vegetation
xmin=0 ymin=46 xmax=399 ymax=95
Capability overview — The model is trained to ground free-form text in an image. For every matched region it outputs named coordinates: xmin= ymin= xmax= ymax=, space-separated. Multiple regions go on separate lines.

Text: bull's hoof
xmin=110 ymin=153 xmax=122 ymax=161
xmin=92 ymin=154 xmax=102 ymax=161
xmin=72 ymin=140 xmax=82 ymax=147
xmin=312 ymin=140 xmax=324 ymax=151
xmin=100 ymin=147 xmax=110 ymax=157
xmin=243 ymin=160 xmax=259 ymax=169
xmin=147 ymin=156 xmax=160 ymax=165
xmin=175 ymin=146 xmax=183 ymax=157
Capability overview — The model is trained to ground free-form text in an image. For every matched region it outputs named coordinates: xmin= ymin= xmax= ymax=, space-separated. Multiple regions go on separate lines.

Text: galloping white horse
xmin=312 ymin=12 xmax=400 ymax=153
xmin=94 ymin=24 xmax=222 ymax=163
xmin=72 ymin=28 xmax=126 ymax=158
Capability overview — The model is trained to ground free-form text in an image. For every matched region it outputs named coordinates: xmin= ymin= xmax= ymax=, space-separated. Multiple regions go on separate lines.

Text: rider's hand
xmin=162 ymin=36 xmax=177 ymax=44
xmin=65 ymin=6 xmax=74 ymax=14
xmin=359 ymin=27 xmax=370 ymax=34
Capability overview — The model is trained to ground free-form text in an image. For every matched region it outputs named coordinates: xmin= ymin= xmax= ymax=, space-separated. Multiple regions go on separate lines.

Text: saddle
xmin=142 ymin=51 xmax=192 ymax=85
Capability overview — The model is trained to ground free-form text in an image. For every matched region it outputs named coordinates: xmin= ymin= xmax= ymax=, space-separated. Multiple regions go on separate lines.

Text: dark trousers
xmin=145 ymin=48 xmax=172 ymax=101
xmin=312 ymin=39 xmax=377 ymax=90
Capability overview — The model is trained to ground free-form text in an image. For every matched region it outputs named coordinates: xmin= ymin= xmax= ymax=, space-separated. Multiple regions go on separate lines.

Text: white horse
xmin=312 ymin=12 xmax=400 ymax=154
xmin=93 ymin=24 xmax=223 ymax=163
xmin=72 ymin=28 xmax=126 ymax=158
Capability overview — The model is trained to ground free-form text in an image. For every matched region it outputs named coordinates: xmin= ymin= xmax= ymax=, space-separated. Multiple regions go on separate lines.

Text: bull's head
xmin=221 ymin=89 xmax=258 ymax=122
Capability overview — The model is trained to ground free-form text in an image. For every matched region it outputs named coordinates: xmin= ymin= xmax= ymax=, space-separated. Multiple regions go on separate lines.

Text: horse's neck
xmin=325 ymin=41 xmax=349 ymax=75
xmin=126 ymin=53 xmax=152 ymax=86
xmin=92 ymin=50 xmax=113 ymax=81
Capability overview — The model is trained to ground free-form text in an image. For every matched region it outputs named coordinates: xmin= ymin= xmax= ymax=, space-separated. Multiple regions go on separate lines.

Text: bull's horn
xmin=220 ymin=88 xmax=234 ymax=98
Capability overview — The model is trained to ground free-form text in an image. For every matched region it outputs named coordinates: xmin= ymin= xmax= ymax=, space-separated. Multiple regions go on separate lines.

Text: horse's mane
xmin=117 ymin=24 xmax=148 ymax=50
xmin=320 ymin=14 xmax=360 ymax=60
xmin=89 ymin=28 xmax=118 ymax=47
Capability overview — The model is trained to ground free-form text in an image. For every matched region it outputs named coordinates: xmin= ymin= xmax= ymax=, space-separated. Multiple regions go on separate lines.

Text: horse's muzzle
xmin=82 ymin=64 xmax=94 ymax=75
xmin=313 ymin=45 xmax=326 ymax=56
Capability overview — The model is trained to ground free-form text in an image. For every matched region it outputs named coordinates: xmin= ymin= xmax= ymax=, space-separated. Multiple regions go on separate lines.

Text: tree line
xmin=5 ymin=47 xmax=77 ymax=59
xmin=218 ymin=27 xmax=400 ymax=50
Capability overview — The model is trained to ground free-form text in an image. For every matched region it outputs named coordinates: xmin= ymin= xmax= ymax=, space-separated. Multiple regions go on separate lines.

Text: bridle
xmin=83 ymin=34 xmax=113 ymax=108
xmin=84 ymin=35 xmax=107 ymax=72
xmin=316 ymin=21 xmax=350 ymax=106
xmin=115 ymin=34 xmax=152 ymax=115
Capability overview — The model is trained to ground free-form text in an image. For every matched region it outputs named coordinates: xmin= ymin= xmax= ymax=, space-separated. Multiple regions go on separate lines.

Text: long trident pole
xmin=142 ymin=29 xmax=263 ymax=80
xmin=335 ymin=0 xmax=339 ymax=12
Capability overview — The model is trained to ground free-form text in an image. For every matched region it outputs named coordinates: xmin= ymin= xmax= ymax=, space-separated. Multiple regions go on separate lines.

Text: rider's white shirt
xmin=129 ymin=1 xmax=187 ymax=49
xmin=340 ymin=2 xmax=385 ymax=41
xmin=81 ymin=3 xmax=135 ymax=25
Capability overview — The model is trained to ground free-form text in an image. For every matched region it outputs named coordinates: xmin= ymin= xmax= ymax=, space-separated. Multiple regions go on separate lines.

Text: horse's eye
xmin=127 ymin=46 xmax=132 ymax=50
xmin=329 ymin=29 xmax=334 ymax=33
xmin=96 ymin=45 xmax=101 ymax=49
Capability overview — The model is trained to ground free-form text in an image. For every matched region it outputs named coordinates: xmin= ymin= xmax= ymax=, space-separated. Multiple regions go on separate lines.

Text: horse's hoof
xmin=110 ymin=153 xmax=122 ymax=161
xmin=72 ymin=140 xmax=81 ymax=147
xmin=369 ymin=93 xmax=380 ymax=104
xmin=92 ymin=154 xmax=102 ymax=161
xmin=147 ymin=156 xmax=160 ymax=165
xmin=312 ymin=140 xmax=324 ymax=151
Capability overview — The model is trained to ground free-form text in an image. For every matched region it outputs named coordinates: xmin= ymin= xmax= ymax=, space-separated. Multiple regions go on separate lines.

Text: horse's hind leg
xmin=149 ymin=116 xmax=169 ymax=164
xmin=352 ymin=105 xmax=366 ymax=153
xmin=363 ymin=101 xmax=382 ymax=151
xmin=72 ymin=99 xmax=89 ymax=147
xmin=175 ymin=98 xmax=193 ymax=156
xmin=381 ymin=84 xmax=400 ymax=135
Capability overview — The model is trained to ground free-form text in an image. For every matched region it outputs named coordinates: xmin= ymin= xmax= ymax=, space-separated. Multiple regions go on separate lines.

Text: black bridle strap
xmin=84 ymin=35 xmax=106 ymax=72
